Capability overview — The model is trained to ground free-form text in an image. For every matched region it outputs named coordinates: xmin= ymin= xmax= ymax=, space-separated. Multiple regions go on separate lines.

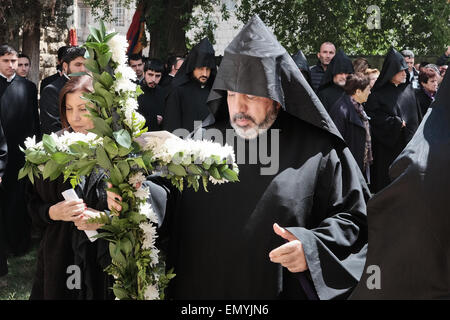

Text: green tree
xmin=237 ymin=0 xmax=450 ymax=56
xmin=83 ymin=0 xmax=230 ymax=60
xmin=0 ymin=0 xmax=71 ymax=84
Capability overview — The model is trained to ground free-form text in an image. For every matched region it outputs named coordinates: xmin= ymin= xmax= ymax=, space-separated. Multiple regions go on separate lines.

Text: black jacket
xmin=40 ymin=73 xmax=60 ymax=94
xmin=309 ymin=61 xmax=325 ymax=92
xmin=39 ymin=76 xmax=68 ymax=135
xmin=329 ymin=94 xmax=367 ymax=174
xmin=137 ymin=84 xmax=165 ymax=131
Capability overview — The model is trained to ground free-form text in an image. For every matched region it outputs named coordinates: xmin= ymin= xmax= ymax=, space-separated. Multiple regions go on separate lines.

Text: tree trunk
xmin=146 ymin=0 xmax=193 ymax=59
xmin=22 ymin=18 xmax=41 ymax=86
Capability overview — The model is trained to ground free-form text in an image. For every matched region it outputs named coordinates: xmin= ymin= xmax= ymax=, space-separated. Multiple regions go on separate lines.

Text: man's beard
xmin=193 ymin=75 xmax=209 ymax=85
xmin=230 ymin=102 xmax=280 ymax=140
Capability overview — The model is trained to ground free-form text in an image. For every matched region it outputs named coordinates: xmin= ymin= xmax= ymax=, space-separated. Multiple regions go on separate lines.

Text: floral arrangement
xmin=19 ymin=22 xmax=239 ymax=300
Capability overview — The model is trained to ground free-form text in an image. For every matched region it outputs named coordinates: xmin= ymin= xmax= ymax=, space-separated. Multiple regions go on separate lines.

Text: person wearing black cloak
xmin=365 ymin=48 xmax=422 ymax=193
xmin=415 ymin=67 xmax=439 ymax=117
xmin=108 ymin=16 xmax=369 ymax=300
xmin=159 ymin=55 xmax=185 ymax=89
xmin=40 ymin=45 xmax=69 ymax=94
xmin=0 ymin=117 xmax=8 ymax=286
xmin=138 ymin=58 xmax=166 ymax=132
xmin=292 ymin=50 xmax=312 ymax=86
xmin=317 ymin=49 xmax=354 ymax=112
xmin=39 ymin=46 xmax=86 ymax=135
xmin=350 ymin=69 xmax=450 ymax=300
xmin=162 ymin=38 xmax=216 ymax=135
xmin=0 ymin=45 xmax=40 ymax=256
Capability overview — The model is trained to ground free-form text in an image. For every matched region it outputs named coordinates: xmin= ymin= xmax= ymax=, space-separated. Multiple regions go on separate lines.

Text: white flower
xmin=114 ymin=76 xmax=137 ymax=93
xmin=135 ymin=186 xmax=150 ymax=200
xmin=24 ymin=135 xmax=37 ymax=149
xmin=125 ymin=97 xmax=139 ymax=111
xmin=144 ymin=284 xmax=159 ymax=300
xmin=107 ymin=34 xmax=128 ymax=65
xmin=38 ymin=164 xmax=45 ymax=172
xmin=139 ymin=201 xmax=159 ymax=225
xmin=149 ymin=248 xmax=159 ymax=267
xmin=128 ymin=171 xmax=146 ymax=188
xmin=140 ymin=221 xmax=157 ymax=250
xmin=209 ymin=176 xmax=226 ymax=185
xmin=116 ymin=64 xmax=137 ymax=82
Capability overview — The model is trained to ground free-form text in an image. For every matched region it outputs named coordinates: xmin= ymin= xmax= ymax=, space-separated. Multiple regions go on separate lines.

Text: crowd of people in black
xmin=0 ymin=19 xmax=449 ymax=299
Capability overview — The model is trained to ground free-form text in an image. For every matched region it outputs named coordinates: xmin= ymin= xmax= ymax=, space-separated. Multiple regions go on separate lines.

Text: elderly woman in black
xmin=329 ymin=73 xmax=373 ymax=184
xmin=27 ymin=75 xmax=113 ymax=300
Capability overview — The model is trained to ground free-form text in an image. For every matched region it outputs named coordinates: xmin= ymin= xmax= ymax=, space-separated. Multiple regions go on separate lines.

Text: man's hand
xmin=269 ymin=223 xmax=308 ymax=273
xmin=73 ymin=208 xmax=104 ymax=231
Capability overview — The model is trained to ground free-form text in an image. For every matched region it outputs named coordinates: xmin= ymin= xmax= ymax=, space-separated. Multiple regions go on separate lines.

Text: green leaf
xmin=99 ymin=20 xmax=106 ymax=40
xmin=209 ymin=166 xmax=221 ymax=180
xmin=85 ymin=58 xmax=100 ymax=74
xmin=26 ymin=150 xmax=50 ymax=164
xmin=113 ymin=286 xmax=129 ymax=300
xmin=96 ymin=146 xmax=113 ymax=170
xmin=103 ymin=136 xmax=119 ymax=158
xmin=78 ymin=160 xmax=97 ymax=176
xmin=113 ymin=129 xmax=132 ymax=149
xmin=89 ymin=26 xmax=101 ymax=42
xmin=133 ymin=157 xmax=146 ymax=170
xmin=43 ymin=159 xmax=60 ymax=180
xmin=110 ymin=165 xmax=123 ymax=185
xmin=99 ymin=71 xmax=114 ymax=89
xmin=18 ymin=166 xmax=30 ymax=180
xmin=90 ymin=117 xmax=113 ymax=137
xmin=104 ymin=32 xmax=119 ymax=43
xmin=187 ymin=164 xmax=203 ymax=175
xmin=168 ymin=163 xmax=187 ymax=177
xmin=117 ymin=160 xmax=130 ymax=179
xmin=42 ymin=134 xmax=57 ymax=154
xmin=222 ymin=168 xmax=239 ymax=182
xmin=120 ymin=238 xmax=133 ymax=255
xmin=67 ymin=72 xmax=90 ymax=77
xmin=118 ymin=145 xmax=131 ymax=157
xmin=98 ymin=52 xmax=112 ymax=69
xmin=51 ymin=152 xmax=73 ymax=165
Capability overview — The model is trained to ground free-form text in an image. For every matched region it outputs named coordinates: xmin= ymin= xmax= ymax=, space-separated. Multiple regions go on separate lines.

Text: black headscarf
xmin=206 ymin=15 xmax=342 ymax=141
xmin=171 ymin=38 xmax=217 ymax=88
xmin=292 ymin=49 xmax=312 ymax=85
xmin=318 ymin=49 xmax=354 ymax=90
xmin=372 ymin=47 xmax=408 ymax=90
xmin=350 ymin=65 xmax=450 ymax=299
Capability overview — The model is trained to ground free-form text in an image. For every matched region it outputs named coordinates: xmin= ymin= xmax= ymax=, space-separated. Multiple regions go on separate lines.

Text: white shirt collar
xmin=0 ymin=72 xmax=15 ymax=82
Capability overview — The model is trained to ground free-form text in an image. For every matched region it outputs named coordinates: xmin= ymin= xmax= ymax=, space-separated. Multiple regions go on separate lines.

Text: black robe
xmin=0 ymin=75 xmax=40 ymax=255
xmin=163 ymin=15 xmax=370 ymax=300
xmin=26 ymin=161 xmax=113 ymax=300
xmin=415 ymin=86 xmax=434 ymax=117
xmin=39 ymin=76 xmax=68 ymax=135
xmin=350 ymin=68 xmax=450 ymax=299
xmin=162 ymin=38 xmax=216 ymax=135
xmin=0 ymin=117 xmax=7 ymax=277
xmin=317 ymin=50 xmax=354 ymax=112
xmin=40 ymin=72 xmax=60 ymax=94
xmin=365 ymin=48 xmax=422 ymax=193
xmin=137 ymin=84 xmax=165 ymax=132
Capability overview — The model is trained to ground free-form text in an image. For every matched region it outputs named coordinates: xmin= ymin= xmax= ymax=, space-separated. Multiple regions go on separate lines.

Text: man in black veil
xmin=351 ymin=70 xmax=450 ymax=300
xmin=365 ymin=48 xmax=422 ymax=193
xmin=163 ymin=38 xmax=216 ymax=135
xmin=155 ymin=16 xmax=370 ymax=300
xmin=317 ymin=49 xmax=354 ymax=112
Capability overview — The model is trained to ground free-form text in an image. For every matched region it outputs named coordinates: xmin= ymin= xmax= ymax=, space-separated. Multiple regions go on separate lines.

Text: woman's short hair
xmin=364 ymin=68 xmax=380 ymax=76
xmin=352 ymin=57 xmax=369 ymax=73
xmin=418 ymin=68 xmax=438 ymax=85
xmin=59 ymin=75 xmax=94 ymax=128
xmin=343 ymin=73 xmax=370 ymax=96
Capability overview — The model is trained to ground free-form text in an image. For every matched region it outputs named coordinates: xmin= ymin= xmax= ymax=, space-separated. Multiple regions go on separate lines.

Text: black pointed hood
xmin=372 ymin=47 xmax=408 ymax=90
xmin=171 ymin=37 xmax=217 ymax=88
xmin=206 ymin=15 xmax=342 ymax=140
xmin=318 ymin=49 xmax=354 ymax=90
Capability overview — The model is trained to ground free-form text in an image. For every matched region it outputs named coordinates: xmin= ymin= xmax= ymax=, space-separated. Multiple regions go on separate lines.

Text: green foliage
xmin=237 ymin=0 xmax=450 ymax=56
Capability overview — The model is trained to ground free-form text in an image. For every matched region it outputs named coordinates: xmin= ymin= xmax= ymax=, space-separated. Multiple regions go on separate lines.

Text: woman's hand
xmin=106 ymin=182 xmax=123 ymax=212
xmin=49 ymin=199 xmax=86 ymax=222
xmin=73 ymin=208 xmax=104 ymax=231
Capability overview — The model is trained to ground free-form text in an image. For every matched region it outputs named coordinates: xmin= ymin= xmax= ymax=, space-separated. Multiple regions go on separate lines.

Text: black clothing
xmin=329 ymin=95 xmax=368 ymax=174
xmin=0 ymin=75 xmax=40 ymax=255
xmin=165 ymin=15 xmax=370 ymax=300
xmin=351 ymin=69 xmax=450 ymax=299
xmin=415 ymin=86 xmax=434 ymax=117
xmin=137 ymin=84 xmax=165 ymax=131
xmin=163 ymin=38 xmax=216 ymax=134
xmin=39 ymin=76 xmax=68 ymax=135
xmin=436 ymin=53 xmax=449 ymax=66
xmin=365 ymin=48 xmax=422 ymax=193
xmin=0 ymin=117 xmax=7 ymax=277
xmin=27 ymin=156 xmax=112 ymax=300
xmin=39 ymin=73 xmax=60 ymax=94
xmin=309 ymin=61 xmax=325 ymax=92
xmin=317 ymin=50 xmax=354 ymax=111
xmin=159 ymin=74 xmax=175 ymax=88
xmin=292 ymin=50 xmax=311 ymax=86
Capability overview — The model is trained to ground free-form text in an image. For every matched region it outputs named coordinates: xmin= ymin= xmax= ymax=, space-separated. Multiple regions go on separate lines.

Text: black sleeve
xmin=162 ymin=88 xmax=182 ymax=133
xmin=436 ymin=53 xmax=449 ymax=66
xmin=0 ymin=117 xmax=7 ymax=178
xmin=39 ymin=85 xmax=62 ymax=135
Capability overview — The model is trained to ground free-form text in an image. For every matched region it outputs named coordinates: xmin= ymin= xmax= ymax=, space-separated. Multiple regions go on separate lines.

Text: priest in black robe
xmin=351 ymin=69 xmax=450 ymax=300
xmin=162 ymin=38 xmax=216 ymax=135
xmin=152 ymin=16 xmax=370 ymax=300
xmin=39 ymin=47 xmax=86 ymax=135
xmin=365 ymin=48 xmax=422 ymax=193
xmin=138 ymin=59 xmax=166 ymax=132
xmin=0 ymin=45 xmax=40 ymax=255
xmin=317 ymin=49 xmax=354 ymax=112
